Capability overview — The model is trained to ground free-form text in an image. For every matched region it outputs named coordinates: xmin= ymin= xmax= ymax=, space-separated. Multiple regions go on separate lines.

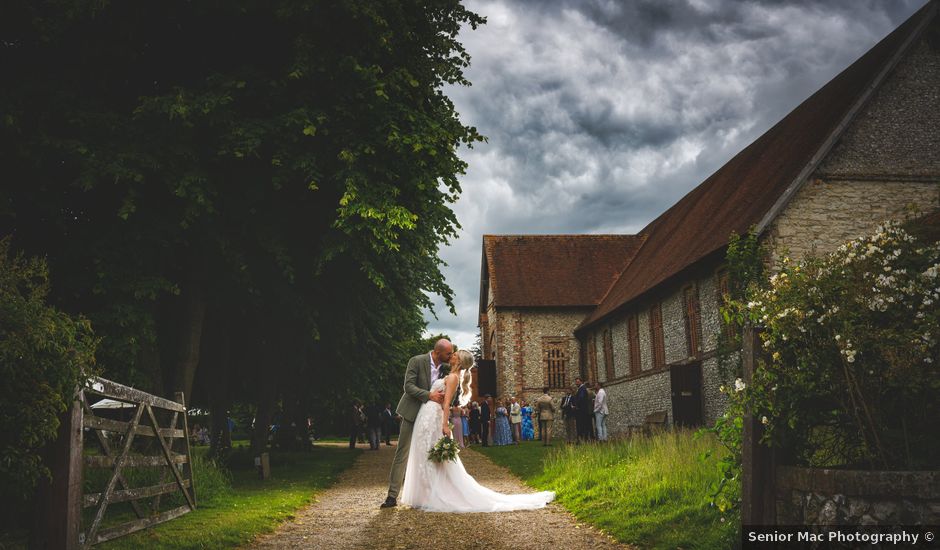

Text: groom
xmin=380 ymin=338 xmax=453 ymax=508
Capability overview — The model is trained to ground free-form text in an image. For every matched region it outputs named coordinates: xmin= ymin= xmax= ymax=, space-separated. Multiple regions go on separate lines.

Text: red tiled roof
xmin=578 ymin=2 xmax=937 ymax=332
xmin=481 ymin=235 xmax=645 ymax=308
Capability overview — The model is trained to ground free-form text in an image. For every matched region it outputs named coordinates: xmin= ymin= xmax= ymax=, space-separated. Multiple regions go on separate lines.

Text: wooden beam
xmin=91 ymin=505 xmax=191 ymax=545
xmin=32 ymin=391 xmax=84 ymax=549
xmin=83 ymin=479 xmax=191 ymax=508
xmin=146 ymin=404 xmax=196 ymax=510
xmin=83 ymin=415 xmax=184 ymax=438
xmin=84 ymin=453 xmax=188 ymax=469
xmin=84 ymin=377 xmax=186 ymax=412
xmin=84 ymin=402 xmax=145 ymax=547
xmin=152 ymin=408 xmax=180 ymax=514
xmin=79 ymin=394 xmax=146 ymax=520
xmin=176 ymin=391 xmax=197 ymax=508
xmin=740 ymin=326 xmax=777 ymax=525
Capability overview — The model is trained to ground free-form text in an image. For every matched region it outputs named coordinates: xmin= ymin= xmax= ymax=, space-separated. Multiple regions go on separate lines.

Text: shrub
xmin=0 ymin=237 xmax=98 ymax=497
xmin=728 ymin=220 xmax=939 ymax=469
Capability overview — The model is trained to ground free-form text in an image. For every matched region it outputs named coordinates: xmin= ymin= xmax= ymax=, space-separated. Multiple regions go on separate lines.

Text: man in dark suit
xmin=381 ymin=403 xmax=395 ymax=446
xmin=560 ymin=387 xmax=576 ymax=443
xmin=480 ymin=395 xmax=491 ymax=447
xmin=365 ymin=402 xmax=384 ymax=450
xmin=573 ymin=377 xmax=591 ymax=442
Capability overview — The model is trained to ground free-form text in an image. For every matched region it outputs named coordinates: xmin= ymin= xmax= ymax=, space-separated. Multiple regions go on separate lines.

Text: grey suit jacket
xmin=395 ymin=353 xmax=434 ymax=423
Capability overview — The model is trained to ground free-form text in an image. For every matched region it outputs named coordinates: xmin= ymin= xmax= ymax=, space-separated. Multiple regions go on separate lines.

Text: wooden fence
xmin=37 ymin=376 xmax=196 ymax=548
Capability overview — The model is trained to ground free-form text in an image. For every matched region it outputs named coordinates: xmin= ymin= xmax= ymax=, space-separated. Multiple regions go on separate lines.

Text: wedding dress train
xmin=399 ymin=378 xmax=555 ymax=512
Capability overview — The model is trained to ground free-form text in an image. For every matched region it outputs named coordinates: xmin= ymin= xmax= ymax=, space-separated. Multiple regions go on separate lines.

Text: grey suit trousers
xmin=387 ymin=417 xmax=415 ymax=499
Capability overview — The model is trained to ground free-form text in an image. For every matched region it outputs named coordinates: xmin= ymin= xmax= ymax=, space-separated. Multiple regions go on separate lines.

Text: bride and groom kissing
xmin=381 ymin=339 xmax=555 ymax=512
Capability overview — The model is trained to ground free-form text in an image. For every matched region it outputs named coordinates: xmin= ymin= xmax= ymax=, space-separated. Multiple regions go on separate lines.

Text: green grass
xmin=474 ymin=431 xmax=738 ymax=550
xmin=95 ymin=446 xmax=360 ymax=549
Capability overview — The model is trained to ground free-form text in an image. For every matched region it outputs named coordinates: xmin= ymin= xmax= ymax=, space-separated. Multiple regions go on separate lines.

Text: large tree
xmin=1 ymin=0 xmax=484 ymax=449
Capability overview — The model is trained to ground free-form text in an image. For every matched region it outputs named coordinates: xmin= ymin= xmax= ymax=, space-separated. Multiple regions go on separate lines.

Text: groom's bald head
xmin=432 ymin=339 xmax=454 ymax=365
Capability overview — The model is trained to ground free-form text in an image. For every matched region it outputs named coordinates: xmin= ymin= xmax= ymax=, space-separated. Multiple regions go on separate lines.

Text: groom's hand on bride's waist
xmin=428 ymin=391 xmax=445 ymax=404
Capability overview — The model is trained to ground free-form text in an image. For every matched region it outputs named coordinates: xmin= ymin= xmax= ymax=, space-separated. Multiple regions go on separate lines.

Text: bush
xmin=728 ymin=220 xmax=939 ymax=469
xmin=0 ymin=237 xmax=98 ymax=497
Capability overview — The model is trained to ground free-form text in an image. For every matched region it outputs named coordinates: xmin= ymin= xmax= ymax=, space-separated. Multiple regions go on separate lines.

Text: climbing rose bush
xmin=727 ymin=220 xmax=939 ymax=469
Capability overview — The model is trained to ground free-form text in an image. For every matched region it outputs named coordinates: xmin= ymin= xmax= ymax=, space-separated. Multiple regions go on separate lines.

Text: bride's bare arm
xmin=441 ymin=373 xmax=458 ymax=436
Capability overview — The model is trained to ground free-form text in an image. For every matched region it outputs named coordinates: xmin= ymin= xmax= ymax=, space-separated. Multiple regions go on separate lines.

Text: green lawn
xmin=96 ymin=446 xmax=359 ymax=549
xmin=474 ymin=430 xmax=738 ymax=550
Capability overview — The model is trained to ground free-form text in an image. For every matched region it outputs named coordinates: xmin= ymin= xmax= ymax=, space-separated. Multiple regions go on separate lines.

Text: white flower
xmin=835 ymin=334 xmax=841 ymax=341
xmin=734 ymin=378 xmax=746 ymax=392
xmin=761 ymin=416 xmax=769 ymax=425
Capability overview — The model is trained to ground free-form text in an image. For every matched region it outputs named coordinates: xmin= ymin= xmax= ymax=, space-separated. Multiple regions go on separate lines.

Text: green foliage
xmin=1 ymin=0 xmax=485 ymax=437
xmin=728 ymin=220 xmax=940 ymax=469
xmin=477 ymin=433 xmax=738 ymax=549
xmin=0 ymin=238 xmax=98 ymax=497
xmin=701 ymin=227 xmax=765 ymax=514
xmin=725 ymin=229 xmax=767 ymax=301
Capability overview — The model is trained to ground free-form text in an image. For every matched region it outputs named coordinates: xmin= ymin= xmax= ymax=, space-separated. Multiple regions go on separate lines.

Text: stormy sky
xmin=422 ymin=0 xmax=928 ymax=350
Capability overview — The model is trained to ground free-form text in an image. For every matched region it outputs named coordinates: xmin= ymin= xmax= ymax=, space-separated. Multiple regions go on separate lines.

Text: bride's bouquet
xmin=428 ymin=434 xmax=460 ymax=463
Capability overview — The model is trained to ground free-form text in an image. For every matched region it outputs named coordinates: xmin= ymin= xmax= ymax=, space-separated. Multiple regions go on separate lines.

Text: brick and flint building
xmin=477 ymin=2 xmax=940 ymax=435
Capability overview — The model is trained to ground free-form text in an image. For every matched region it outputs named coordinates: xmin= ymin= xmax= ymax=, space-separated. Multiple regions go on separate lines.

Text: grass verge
xmin=474 ymin=430 xmax=738 ymax=550
xmin=96 ymin=445 xmax=359 ymax=549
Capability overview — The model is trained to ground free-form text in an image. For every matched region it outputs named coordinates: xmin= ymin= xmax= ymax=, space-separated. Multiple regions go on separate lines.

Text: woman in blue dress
xmin=521 ymin=401 xmax=535 ymax=440
xmin=461 ymin=407 xmax=470 ymax=444
xmin=494 ymin=401 xmax=513 ymax=446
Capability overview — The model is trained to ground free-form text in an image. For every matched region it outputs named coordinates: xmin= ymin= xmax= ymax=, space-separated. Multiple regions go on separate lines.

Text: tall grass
xmin=478 ymin=429 xmax=738 ymax=549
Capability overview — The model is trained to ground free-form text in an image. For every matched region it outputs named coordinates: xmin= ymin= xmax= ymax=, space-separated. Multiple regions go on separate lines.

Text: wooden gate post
xmin=30 ymin=389 xmax=83 ymax=549
xmin=741 ymin=326 xmax=776 ymax=526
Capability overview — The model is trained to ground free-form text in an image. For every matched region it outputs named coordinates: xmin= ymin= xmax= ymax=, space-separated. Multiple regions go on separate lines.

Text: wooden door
xmin=670 ymin=363 xmax=704 ymax=427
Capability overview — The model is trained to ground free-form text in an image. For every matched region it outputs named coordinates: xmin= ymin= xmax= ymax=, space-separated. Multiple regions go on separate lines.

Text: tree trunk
xmin=206 ymin=309 xmax=232 ymax=459
xmin=172 ymin=252 xmax=208 ymax=402
xmin=250 ymin=373 xmax=278 ymax=455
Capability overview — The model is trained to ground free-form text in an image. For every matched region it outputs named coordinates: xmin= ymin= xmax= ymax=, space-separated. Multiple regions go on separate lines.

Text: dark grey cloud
xmin=424 ymin=0 xmax=928 ymax=349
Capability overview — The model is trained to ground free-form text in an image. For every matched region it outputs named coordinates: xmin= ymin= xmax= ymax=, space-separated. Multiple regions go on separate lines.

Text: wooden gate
xmin=40 ymin=376 xmax=197 ymax=548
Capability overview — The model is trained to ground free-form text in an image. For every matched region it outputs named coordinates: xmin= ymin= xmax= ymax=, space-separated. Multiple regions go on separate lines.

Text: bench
xmin=643 ymin=411 xmax=668 ymax=435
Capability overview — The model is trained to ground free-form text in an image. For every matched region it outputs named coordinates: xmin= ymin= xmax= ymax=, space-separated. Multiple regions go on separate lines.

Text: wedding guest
xmin=493 ymin=400 xmax=513 ymax=446
xmin=365 ymin=402 xmax=384 ymax=450
xmin=561 ymin=387 xmax=576 ymax=443
xmin=594 ymin=382 xmax=609 ymax=441
xmin=480 ymin=396 xmax=492 ymax=446
xmin=509 ymin=397 xmax=522 ymax=444
xmin=469 ymin=401 xmax=481 ymax=445
xmin=461 ymin=406 xmax=470 ymax=445
xmin=536 ymin=388 xmax=556 ymax=446
xmin=450 ymin=402 xmax=465 ymax=448
xmin=381 ymin=403 xmax=395 ymax=446
xmin=521 ymin=400 xmax=535 ymax=441
xmin=349 ymin=400 xmax=362 ymax=449
xmin=574 ymin=377 xmax=591 ymax=442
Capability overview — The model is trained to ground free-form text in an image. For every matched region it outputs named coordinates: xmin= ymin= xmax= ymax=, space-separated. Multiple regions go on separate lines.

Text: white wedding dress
xmin=399 ymin=378 xmax=555 ymax=512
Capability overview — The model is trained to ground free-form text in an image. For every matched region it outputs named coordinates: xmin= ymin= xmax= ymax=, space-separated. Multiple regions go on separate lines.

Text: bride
xmin=399 ymin=349 xmax=555 ymax=512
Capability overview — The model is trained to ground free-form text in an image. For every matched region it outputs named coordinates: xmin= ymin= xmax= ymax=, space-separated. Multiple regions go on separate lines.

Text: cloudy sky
xmin=422 ymin=0 xmax=927 ymax=350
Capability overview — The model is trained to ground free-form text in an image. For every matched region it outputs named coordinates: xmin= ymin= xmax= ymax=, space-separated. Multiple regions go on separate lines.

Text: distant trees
xmin=1 ymin=0 xmax=484 ymax=452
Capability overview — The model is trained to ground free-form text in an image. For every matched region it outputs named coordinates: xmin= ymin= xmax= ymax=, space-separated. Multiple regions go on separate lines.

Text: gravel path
xmin=245 ymin=442 xmax=630 ymax=549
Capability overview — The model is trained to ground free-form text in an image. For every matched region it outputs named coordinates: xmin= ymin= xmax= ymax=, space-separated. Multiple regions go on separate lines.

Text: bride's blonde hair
xmin=450 ymin=349 xmax=474 ymax=406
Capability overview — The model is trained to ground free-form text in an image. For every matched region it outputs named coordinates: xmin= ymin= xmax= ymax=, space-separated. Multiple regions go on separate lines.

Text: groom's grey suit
xmin=387 ymin=352 xmax=441 ymax=499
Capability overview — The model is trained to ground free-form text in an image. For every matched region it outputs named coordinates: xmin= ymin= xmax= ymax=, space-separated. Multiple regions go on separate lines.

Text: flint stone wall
xmin=775 ymin=467 xmax=940 ymax=525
